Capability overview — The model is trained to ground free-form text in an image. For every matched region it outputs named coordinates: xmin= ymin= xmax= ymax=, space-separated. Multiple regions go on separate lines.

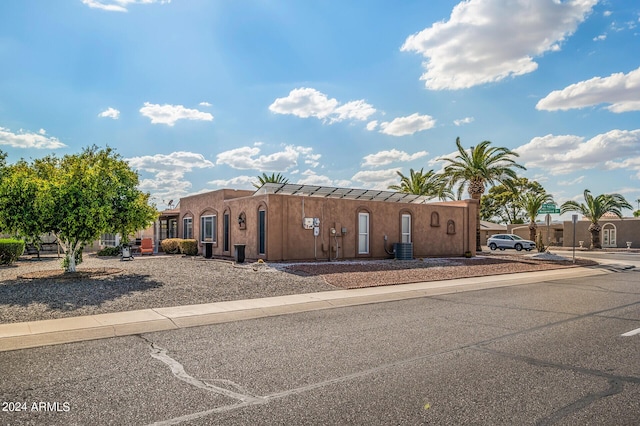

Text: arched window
xmin=358 ymin=210 xmax=370 ymax=254
xmin=258 ymin=205 xmax=267 ymax=255
xmin=401 ymin=213 xmax=411 ymax=243
xmin=602 ymin=223 xmax=617 ymax=247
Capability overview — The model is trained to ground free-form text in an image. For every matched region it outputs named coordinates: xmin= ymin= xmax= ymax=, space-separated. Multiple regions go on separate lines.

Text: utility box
xmin=394 ymin=242 xmax=413 ymax=260
xmin=303 ymin=218 xmax=314 ymax=229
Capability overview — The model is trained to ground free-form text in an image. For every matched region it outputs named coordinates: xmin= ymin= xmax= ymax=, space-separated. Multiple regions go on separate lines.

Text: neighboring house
xmin=506 ymin=216 xmax=640 ymax=249
xmin=480 ymin=220 xmax=507 ymax=245
xmin=508 ymin=221 xmax=564 ymax=246
xmin=562 ymin=216 xmax=640 ymax=249
xmin=165 ymin=183 xmax=478 ymax=261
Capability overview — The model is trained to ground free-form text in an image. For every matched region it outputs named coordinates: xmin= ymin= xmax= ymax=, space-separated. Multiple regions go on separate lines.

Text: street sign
xmin=538 ymin=208 xmax=560 ymax=214
xmin=538 ymin=203 xmax=559 ymax=214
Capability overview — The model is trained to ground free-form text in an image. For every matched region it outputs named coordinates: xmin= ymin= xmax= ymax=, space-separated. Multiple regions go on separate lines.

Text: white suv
xmin=487 ymin=234 xmax=535 ymax=251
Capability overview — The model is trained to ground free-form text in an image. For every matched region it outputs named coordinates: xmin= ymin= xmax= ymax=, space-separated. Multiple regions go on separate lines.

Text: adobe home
xmin=162 ymin=183 xmax=478 ymax=262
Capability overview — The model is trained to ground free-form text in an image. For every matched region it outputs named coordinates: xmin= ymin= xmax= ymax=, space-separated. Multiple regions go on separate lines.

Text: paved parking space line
xmin=621 ymin=327 xmax=640 ymax=337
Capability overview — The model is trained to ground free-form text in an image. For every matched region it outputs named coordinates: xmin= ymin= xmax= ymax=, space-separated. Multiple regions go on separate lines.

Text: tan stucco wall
xmin=562 ymin=218 xmax=640 ymax=248
xmin=176 ymin=189 xmax=477 ymax=261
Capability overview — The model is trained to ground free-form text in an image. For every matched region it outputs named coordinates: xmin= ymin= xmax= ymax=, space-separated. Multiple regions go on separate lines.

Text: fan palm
xmin=519 ymin=192 xmax=554 ymax=241
xmin=388 ymin=168 xmax=452 ymax=200
xmin=560 ymin=190 xmax=631 ymax=249
xmin=438 ymin=137 xmax=525 ymax=251
xmin=253 ymin=172 xmax=289 ymax=189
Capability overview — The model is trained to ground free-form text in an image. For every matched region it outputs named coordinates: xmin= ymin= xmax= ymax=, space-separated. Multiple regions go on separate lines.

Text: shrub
xmin=0 ymin=239 xmax=25 ymax=265
xmin=179 ymin=239 xmax=198 ymax=256
xmin=161 ymin=238 xmax=182 ymax=254
xmin=97 ymin=246 xmax=121 ymax=256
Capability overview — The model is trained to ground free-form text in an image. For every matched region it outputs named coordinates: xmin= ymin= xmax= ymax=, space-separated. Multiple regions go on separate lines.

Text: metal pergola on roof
xmin=254 ymin=183 xmax=435 ymax=204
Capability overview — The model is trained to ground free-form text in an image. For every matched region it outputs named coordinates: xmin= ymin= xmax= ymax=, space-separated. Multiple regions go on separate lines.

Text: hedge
xmin=0 ymin=239 xmax=25 ymax=265
xmin=160 ymin=238 xmax=198 ymax=255
xmin=160 ymin=238 xmax=182 ymax=254
xmin=179 ymin=239 xmax=198 ymax=256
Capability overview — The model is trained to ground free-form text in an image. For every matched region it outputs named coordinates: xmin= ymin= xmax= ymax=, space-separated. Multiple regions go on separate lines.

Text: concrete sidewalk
xmin=0 ymin=265 xmax=611 ymax=352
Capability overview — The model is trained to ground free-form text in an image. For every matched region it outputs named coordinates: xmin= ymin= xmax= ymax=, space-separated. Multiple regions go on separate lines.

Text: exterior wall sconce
xmin=238 ymin=212 xmax=246 ymax=229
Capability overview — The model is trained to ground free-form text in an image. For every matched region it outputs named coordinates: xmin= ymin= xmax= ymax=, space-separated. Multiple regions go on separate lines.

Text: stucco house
xmin=160 ymin=183 xmax=478 ymax=261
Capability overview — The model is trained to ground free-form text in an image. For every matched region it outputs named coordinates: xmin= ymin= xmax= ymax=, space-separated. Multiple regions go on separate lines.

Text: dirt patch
xmin=18 ymin=267 xmax=123 ymax=280
xmin=280 ymin=256 xmax=598 ymax=289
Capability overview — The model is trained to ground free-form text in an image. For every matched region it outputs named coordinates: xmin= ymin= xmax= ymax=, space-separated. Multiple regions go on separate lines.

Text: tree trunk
xmin=589 ymin=222 xmax=602 ymax=249
xmin=471 ymin=192 xmax=483 ymax=251
xmin=528 ymin=221 xmax=537 ymax=242
xmin=468 ymin=179 xmax=485 ymax=252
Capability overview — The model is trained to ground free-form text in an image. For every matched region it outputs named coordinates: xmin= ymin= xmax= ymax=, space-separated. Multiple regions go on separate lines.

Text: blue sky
xmin=1 ymin=0 xmax=639 ymax=217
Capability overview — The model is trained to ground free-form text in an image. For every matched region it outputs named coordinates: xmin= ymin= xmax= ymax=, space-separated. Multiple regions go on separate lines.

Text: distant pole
xmin=572 ymin=214 xmax=578 ymax=263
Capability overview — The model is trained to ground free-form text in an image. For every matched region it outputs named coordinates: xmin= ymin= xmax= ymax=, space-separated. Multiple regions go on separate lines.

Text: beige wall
xmin=562 ymin=218 xmax=640 ymax=248
xmin=177 ymin=189 xmax=477 ymax=261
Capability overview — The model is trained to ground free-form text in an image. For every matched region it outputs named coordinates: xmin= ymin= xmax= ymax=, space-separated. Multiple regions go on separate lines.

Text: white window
xmin=200 ymin=215 xmax=217 ymax=243
xmin=183 ymin=217 xmax=193 ymax=239
xmin=100 ymin=233 xmax=119 ymax=247
xmin=401 ymin=214 xmax=411 ymax=243
xmin=358 ymin=212 xmax=369 ymax=254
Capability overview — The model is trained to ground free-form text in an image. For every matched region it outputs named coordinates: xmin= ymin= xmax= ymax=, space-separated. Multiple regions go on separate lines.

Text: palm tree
xmin=253 ymin=172 xmax=289 ymax=189
xmin=438 ymin=137 xmax=525 ymax=251
xmin=519 ymin=192 xmax=554 ymax=241
xmin=560 ymin=189 xmax=632 ymax=249
xmin=388 ymin=168 xmax=453 ymax=200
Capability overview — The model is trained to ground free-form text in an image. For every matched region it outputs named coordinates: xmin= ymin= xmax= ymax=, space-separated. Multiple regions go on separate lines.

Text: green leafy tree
xmin=253 ymin=172 xmax=289 ymax=189
xmin=0 ymin=146 xmax=157 ymax=272
xmin=438 ymin=137 xmax=526 ymax=251
xmin=560 ymin=189 xmax=632 ymax=249
xmin=518 ymin=191 xmax=555 ymax=242
xmin=0 ymin=160 xmax=50 ymax=254
xmin=480 ymin=178 xmax=546 ymax=224
xmin=388 ymin=168 xmax=453 ymax=200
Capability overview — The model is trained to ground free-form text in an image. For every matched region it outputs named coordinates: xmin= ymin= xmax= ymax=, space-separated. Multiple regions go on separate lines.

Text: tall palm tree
xmin=253 ymin=172 xmax=289 ymax=189
xmin=438 ymin=137 xmax=526 ymax=251
xmin=519 ymin=192 xmax=554 ymax=241
xmin=388 ymin=168 xmax=453 ymax=200
xmin=561 ymin=189 xmax=632 ymax=249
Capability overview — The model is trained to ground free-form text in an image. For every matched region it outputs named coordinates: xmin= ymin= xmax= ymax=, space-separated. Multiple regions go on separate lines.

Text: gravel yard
xmin=0 ymin=253 xmax=595 ymax=324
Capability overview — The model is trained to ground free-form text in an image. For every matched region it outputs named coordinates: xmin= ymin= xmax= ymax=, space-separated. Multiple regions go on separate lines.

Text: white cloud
xmin=295 ymin=170 xmax=350 ymax=187
xmin=98 ymin=107 xmax=120 ymax=119
xmin=0 ymin=127 xmax=66 ymax=149
xmin=536 ymin=66 xmax=640 ymax=113
xmin=216 ymin=145 xmax=320 ymax=172
xmin=82 ymin=0 xmax=170 ymax=13
xmin=401 ymin=0 xmax=597 ymax=90
xmin=366 ymin=120 xmax=378 ymax=131
xmin=593 ymin=34 xmax=607 ymax=41
xmin=453 ymin=117 xmax=474 ymax=126
xmin=199 ymin=101 xmax=212 ymax=107
xmin=269 ymin=88 xmax=376 ymax=123
xmin=208 ymin=175 xmax=256 ymax=190
xmin=139 ymin=102 xmax=214 ymax=126
xmin=515 ymin=129 xmax=640 ymax=176
xmin=378 ymin=113 xmax=436 ymax=136
xmin=558 ymin=176 xmax=585 ymax=186
xmin=351 ymin=168 xmax=401 ymax=190
xmin=362 ymin=149 xmax=428 ymax=167
xmin=127 ymin=151 xmax=214 ymax=207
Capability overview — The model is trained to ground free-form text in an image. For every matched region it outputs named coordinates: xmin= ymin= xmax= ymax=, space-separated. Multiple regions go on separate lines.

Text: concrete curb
xmin=0 ymin=266 xmax=609 ymax=352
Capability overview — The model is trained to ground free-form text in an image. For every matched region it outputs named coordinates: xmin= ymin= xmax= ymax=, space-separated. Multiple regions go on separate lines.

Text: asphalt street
xmin=1 ymin=267 xmax=639 ymax=425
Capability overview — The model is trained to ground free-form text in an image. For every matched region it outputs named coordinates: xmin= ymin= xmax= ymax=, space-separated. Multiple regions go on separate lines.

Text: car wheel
xmin=515 ymin=243 xmax=522 ymax=251
xmin=489 ymin=243 xmax=497 ymax=250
